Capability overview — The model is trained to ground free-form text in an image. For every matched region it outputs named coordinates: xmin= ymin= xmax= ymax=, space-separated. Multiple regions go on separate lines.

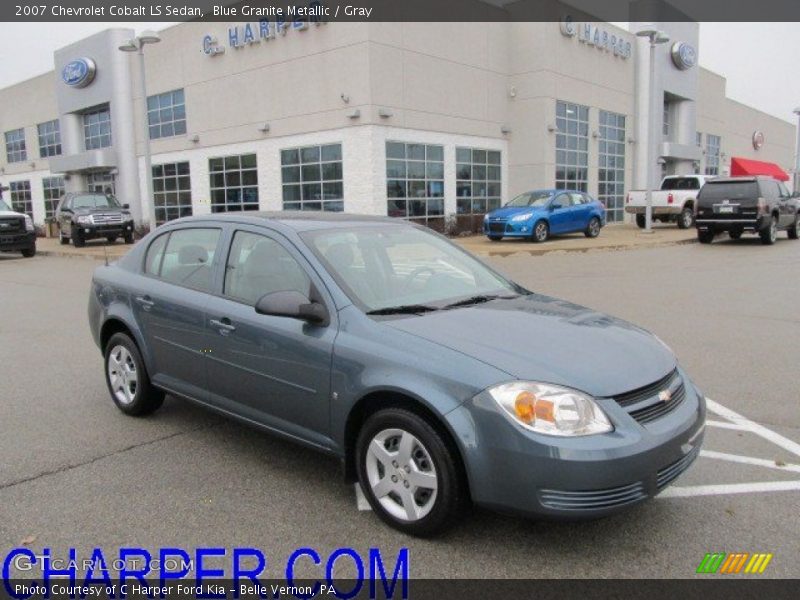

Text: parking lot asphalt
xmin=0 ymin=235 xmax=798 ymax=579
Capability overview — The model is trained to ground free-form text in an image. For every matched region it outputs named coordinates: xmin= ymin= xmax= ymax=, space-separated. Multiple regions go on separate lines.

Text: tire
xmin=21 ymin=246 xmax=36 ymax=258
xmin=124 ymin=231 xmax=135 ymax=244
xmin=697 ymin=230 xmax=715 ymax=244
xmin=59 ymin=229 xmax=69 ymax=245
xmin=106 ymin=235 xmax=117 ymax=243
xmin=677 ymin=207 xmax=694 ymax=229
xmin=72 ymin=229 xmax=86 ymax=248
xmin=104 ymin=332 xmax=164 ymax=416
xmin=729 ymin=230 xmax=743 ymax=240
xmin=788 ymin=216 xmax=799 ymax=240
xmin=532 ymin=220 xmax=549 ymax=243
xmin=584 ymin=216 xmax=601 ymax=238
xmin=487 ymin=236 xmax=503 ymax=242
xmin=635 ymin=214 xmax=646 ymax=229
xmin=356 ymin=407 xmax=466 ymax=537
xmin=759 ymin=215 xmax=778 ymax=245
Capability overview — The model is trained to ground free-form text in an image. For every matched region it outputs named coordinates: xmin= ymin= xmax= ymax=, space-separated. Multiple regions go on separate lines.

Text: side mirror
xmin=122 ymin=203 xmax=130 ymax=209
xmin=255 ymin=290 xmax=328 ymax=325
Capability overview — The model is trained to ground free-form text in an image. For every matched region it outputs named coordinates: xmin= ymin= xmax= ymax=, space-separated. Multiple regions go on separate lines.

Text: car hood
xmin=0 ymin=210 xmax=25 ymax=218
xmin=486 ymin=206 xmax=547 ymax=220
xmin=384 ymin=294 xmax=676 ymax=398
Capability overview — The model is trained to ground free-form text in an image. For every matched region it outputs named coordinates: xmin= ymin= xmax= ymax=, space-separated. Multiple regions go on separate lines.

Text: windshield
xmin=0 ymin=197 xmax=11 ymax=212
xmin=506 ymin=191 xmax=553 ymax=208
xmin=661 ymin=177 xmax=700 ymax=191
xmin=71 ymin=193 xmax=120 ymax=209
xmin=302 ymin=225 xmax=520 ymax=313
xmin=699 ymin=182 xmax=758 ymax=201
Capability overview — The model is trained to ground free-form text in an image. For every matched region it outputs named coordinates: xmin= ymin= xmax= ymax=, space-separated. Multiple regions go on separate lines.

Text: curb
xmin=463 ymin=236 xmax=697 ymax=258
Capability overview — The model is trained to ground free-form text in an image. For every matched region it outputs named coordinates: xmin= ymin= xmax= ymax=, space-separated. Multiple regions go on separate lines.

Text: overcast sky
xmin=0 ymin=22 xmax=798 ymax=125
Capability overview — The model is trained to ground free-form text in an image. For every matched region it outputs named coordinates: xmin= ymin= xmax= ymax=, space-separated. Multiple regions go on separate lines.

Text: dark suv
xmin=695 ymin=176 xmax=799 ymax=245
xmin=56 ymin=191 xmax=135 ymax=247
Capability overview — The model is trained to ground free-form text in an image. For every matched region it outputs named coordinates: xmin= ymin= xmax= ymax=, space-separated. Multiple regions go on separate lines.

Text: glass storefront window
xmin=281 ymin=143 xmax=343 ymax=212
xmin=5 ymin=128 xmax=27 ymax=163
xmin=148 ymin=89 xmax=187 ymax=139
xmin=386 ymin=142 xmax=444 ymax=221
xmin=209 ymin=154 xmax=259 ymax=213
xmin=37 ymin=120 xmax=61 ymax=158
xmin=83 ymin=106 xmax=112 ymax=150
xmin=705 ymin=134 xmax=721 ymax=176
xmin=456 ymin=147 xmax=502 ymax=216
xmin=555 ymin=101 xmax=589 ymax=192
xmin=42 ymin=176 xmax=65 ymax=219
xmin=9 ymin=181 xmax=32 ymax=218
xmin=598 ymin=110 xmax=626 ymax=223
xmin=153 ymin=161 xmax=192 ymax=224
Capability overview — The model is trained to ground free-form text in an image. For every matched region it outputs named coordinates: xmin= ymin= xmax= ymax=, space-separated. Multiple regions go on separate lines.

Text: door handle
xmin=210 ymin=318 xmax=236 ymax=335
xmin=135 ymin=295 xmax=155 ymax=310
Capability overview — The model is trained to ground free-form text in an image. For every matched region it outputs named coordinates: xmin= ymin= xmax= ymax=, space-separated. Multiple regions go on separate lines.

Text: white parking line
xmin=660 ymin=480 xmax=800 ymax=498
xmin=705 ymin=398 xmax=800 ymax=459
xmin=355 ymin=483 xmax=371 ymax=511
xmin=700 ymin=449 xmax=800 ymax=473
xmin=705 ymin=419 xmax=749 ymax=431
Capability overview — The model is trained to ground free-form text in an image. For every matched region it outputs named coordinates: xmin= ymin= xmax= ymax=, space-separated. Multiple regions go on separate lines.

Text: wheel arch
xmin=342 ymin=389 xmax=472 ymax=499
xmin=99 ymin=313 xmax=151 ymax=369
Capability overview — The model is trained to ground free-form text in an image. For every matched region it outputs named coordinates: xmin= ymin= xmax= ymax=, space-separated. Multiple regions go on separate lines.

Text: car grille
xmin=0 ymin=217 xmax=24 ymax=233
xmin=612 ymin=369 xmax=686 ymax=425
xmin=539 ymin=481 xmax=647 ymax=511
xmin=90 ymin=213 xmax=124 ymax=225
xmin=657 ymin=444 xmax=700 ymax=490
xmin=487 ymin=221 xmax=506 ymax=234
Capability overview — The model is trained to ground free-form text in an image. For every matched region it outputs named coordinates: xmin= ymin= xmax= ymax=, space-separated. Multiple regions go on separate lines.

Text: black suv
xmin=695 ymin=176 xmax=799 ymax=245
xmin=55 ymin=192 xmax=135 ymax=247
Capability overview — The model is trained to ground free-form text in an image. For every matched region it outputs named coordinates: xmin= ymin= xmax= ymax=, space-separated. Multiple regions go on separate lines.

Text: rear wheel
xmin=356 ymin=408 xmax=466 ymax=537
xmin=635 ymin=214 xmax=646 ymax=229
xmin=487 ymin=236 xmax=503 ymax=242
xmin=697 ymin=230 xmax=715 ymax=244
xmin=788 ymin=216 xmax=799 ymax=240
xmin=104 ymin=332 xmax=164 ymax=416
xmin=759 ymin=215 xmax=778 ymax=245
xmin=677 ymin=207 xmax=694 ymax=229
xmin=584 ymin=216 xmax=601 ymax=238
xmin=532 ymin=220 xmax=549 ymax=243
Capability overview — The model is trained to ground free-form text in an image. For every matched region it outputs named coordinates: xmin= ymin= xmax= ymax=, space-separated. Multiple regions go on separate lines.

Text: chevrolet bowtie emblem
xmin=659 ymin=389 xmax=673 ymax=403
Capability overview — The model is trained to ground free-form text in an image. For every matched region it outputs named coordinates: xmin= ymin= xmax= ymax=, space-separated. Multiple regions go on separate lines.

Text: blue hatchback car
xmin=484 ymin=189 xmax=606 ymax=242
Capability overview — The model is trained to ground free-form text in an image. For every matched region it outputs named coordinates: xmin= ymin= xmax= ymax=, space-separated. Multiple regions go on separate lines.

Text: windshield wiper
xmin=366 ymin=304 xmax=439 ymax=316
xmin=443 ymin=294 xmax=518 ymax=309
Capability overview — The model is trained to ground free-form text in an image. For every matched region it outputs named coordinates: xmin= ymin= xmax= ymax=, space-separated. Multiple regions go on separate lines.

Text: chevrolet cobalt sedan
xmin=89 ymin=213 xmax=705 ymax=536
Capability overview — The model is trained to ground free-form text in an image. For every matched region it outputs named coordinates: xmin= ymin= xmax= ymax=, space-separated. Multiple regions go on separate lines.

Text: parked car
xmin=694 ymin=176 xmax=799 ymax=245
xmin=56 ymin=191 xmax=135 ymax=247
xmin=88 ymin=213 xmax=705 ymax=536
xmin=0 ymin=196 xmax=36 ymax=258
xmin=625 ymin=175 xmax=713 ymax=229
xmin=483 ymin=189 xmax=605 ymax=242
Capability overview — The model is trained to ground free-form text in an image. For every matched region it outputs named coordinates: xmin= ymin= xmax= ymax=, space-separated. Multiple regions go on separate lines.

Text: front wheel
xmin=487 ymin=236 xmax=503 ymax=242
xmin=356 ymin=408 xmax=466 ymax=537
xmin=635 ymin=214 xmax=646 ymax=229
xmin=72 ymin=229 xmax=86 ymax=247
xmin=104 ymin=333 xmax=164 ymax=416
xmin=697 ymin=230 xmax=715 ymax=244
xmin=21 ymin=246 xmax=36 ymax=258
xmin=677 ymin=207 xmax=694 ymax=229
xmin=584 ymin=217 xmax=601 ymax=238
xmin=759 ymin=216 xmax=778 ymax=245
xmin=788 ymin=216 xmax=799 ymax=240
xmin=532 ymin=220 xmax=549 ymax=243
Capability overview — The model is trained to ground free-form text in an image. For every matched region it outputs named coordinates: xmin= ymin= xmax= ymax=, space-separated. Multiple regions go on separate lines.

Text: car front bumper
xmin=483 ymin=219 xmax=534 ymax=238
xmin=446 ymin=368 xmax=706 ymax=518
xmin=0 ymin=231 xmax=36 ymax=252
xmin=77 ymin=222 xmax=134 ymax=239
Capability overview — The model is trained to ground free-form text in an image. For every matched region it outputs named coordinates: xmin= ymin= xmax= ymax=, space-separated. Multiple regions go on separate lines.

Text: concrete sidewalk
xmin=33 ymin=222 xmax=696 ymax=261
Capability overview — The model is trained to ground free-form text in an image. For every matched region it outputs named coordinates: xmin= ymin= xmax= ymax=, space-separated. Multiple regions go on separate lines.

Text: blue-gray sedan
xmin=88 ymin=212 xmax=705 ymax=536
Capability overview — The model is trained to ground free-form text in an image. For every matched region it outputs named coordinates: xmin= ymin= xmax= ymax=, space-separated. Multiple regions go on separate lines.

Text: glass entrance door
xmin=86 ymin=170 xmax=116 ymax=196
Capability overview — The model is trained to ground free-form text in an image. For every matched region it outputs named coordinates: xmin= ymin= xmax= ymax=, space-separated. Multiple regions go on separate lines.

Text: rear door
xmin=203 ymin=226 xmax=336 ymax=448
xmin=134 ymin=226 xmax=222 ymax=401
xmin=776 ymin=181 xmax=794 ymax=226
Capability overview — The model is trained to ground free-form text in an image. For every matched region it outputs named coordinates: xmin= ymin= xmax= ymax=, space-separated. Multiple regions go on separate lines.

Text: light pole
xmin=119 ymin=31 xmax=161 ymax=231
xmin=793 ymin=106 xmax=800 ymax=193
xmin=636 ymin=28 xmax=670 ymax=233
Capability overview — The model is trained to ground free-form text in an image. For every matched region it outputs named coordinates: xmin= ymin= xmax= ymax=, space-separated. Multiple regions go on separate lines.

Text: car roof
xmin=168 ymin=211 xmax=402 ymax=232
xmin=705 ymin=176 xmax=773 ymax=183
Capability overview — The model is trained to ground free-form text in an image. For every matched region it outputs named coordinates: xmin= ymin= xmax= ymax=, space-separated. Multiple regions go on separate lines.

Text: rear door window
xmin=155 ymin=228 xmax=221 ymax=292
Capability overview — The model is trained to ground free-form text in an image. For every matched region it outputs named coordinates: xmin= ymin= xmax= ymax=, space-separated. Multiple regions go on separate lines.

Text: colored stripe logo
xmin=696 ymin=552 xmax=773 ymax=574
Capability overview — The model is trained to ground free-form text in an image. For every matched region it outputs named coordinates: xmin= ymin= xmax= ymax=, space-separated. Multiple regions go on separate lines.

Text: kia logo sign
xmin=671 ymin=42 xmax=697 ymax=70
xmin=62 ymin=58 xmax=97 ymax=88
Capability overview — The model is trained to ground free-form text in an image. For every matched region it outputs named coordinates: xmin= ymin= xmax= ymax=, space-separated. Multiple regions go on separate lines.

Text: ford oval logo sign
xmin=671 ymin=42 xmax=697 ymax=70
xmin=62 ymin=58 xmax=97 ymax=88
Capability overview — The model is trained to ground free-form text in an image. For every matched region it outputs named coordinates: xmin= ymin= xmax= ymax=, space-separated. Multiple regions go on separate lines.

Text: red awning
xmin=730 ymin=157 xmax=790 ymax=181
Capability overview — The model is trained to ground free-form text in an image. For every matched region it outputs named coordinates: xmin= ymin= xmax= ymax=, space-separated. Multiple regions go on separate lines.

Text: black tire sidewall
xmin=356 ymin=408 xmax=463 ymax=537
xmin=104 ymin=332 xmax=163 ymax=416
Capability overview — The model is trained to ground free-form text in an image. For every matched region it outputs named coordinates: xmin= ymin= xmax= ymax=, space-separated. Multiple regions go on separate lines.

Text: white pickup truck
xmin=625 ymin=175 xmax=714 ymax=229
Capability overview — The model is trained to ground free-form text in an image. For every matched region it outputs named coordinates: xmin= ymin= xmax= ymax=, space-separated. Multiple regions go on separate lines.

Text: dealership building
xmin=0 ymin=17 xmax=797 ymax=232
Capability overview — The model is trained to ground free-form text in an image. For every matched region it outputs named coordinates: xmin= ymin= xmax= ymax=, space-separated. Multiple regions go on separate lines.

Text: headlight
xmin=510 ymin=212 xmax=534 ymax=222
xmin=76 ymin=215 xmax=92 ymax=225
xmin=488 ymin=381 xmax=613 ymax=436
xmin=23 ymin=215 xmax=34 ymax=232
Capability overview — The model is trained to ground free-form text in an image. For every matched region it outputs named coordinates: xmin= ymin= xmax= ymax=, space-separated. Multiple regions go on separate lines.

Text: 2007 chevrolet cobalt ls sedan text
xmin=88 ymin=213 xmax=705 ymax=536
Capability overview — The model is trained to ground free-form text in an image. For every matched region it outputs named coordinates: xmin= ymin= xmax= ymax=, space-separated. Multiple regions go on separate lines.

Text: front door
xmin=204 ymin=227 xmax=336 ymax=448
xmin=549 ymin=192 xmax=573 ymax=234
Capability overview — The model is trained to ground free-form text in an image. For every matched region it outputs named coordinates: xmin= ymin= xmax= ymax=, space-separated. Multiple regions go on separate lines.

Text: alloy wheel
xmin=770 ymin=217 xmax=777 ymax=243
xmin=365 ymin=428 xmax=438 ymax=522
xmin=107 ymin=345 xmax=139 ymax=405
xmin=535 ymin=222 xmax=548 ymax=242
xmin=589 ymin=219 xmax=600 ymax=236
